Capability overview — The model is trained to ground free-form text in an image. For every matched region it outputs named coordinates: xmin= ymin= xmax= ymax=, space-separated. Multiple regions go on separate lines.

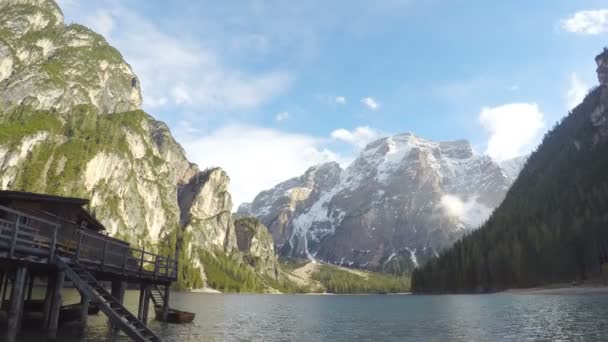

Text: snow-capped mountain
xmin=238 ymin=133 xmax=525 ymax=273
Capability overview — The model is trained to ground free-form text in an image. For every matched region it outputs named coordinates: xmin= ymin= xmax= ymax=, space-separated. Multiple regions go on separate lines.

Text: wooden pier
xmin=0 ymin=191 xmax=178 ymax=342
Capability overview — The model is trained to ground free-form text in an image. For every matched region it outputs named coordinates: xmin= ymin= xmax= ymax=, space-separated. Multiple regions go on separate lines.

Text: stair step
xmin=57 ymin=258 xmax=163 ymax=342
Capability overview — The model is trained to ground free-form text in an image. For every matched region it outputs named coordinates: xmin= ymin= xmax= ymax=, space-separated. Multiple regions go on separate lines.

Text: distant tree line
xmin=412 ymin=86 xmax=608 ymax=293
xmin=312 ymin=265 xmax=410 ymax=294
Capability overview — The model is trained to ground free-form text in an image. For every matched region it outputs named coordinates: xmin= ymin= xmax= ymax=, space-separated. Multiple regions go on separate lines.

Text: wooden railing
xmin=74 ymin=229 xmax=177 ymax=280
xmin=0 ymin=205 xmax=59 ymax=260
xmin=0 ymin=205 xmax=177 ymax=281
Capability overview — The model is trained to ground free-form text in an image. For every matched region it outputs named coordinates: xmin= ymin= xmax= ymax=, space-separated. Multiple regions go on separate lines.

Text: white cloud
xmin=330 ymin=126 xmax=383 ymax=148
xmin=566 ymin=73 xmax=588 ymax=109
xmin=479 ymin=103 xmax=545 ymax=161
xmin=77 ymin=7 xmax=291 ymax=113
xmin=361 ymin=97 xmax=379 ymax=111
xmin=439 ymin=194 xmax=493 ymax=228
xmin=335 ymin=96 xmax=346 ymax=104
xmin=561 ymin=9 xmax=608 ymax=35
xmin=182 ymin=125 xmax=347 ymax=206
xmin=275 ymin=111 xmax=290 ymax=122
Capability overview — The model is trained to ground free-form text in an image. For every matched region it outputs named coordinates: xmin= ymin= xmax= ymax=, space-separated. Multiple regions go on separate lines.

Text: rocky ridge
xmin=239 ymin=133 xmax=525 ymax=274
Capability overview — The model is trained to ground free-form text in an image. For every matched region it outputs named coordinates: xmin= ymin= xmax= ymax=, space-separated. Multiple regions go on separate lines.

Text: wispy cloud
xmin=70 ymin=4 xmax=292 ymax=115
xmin=331 ymin=126 xmax=384 ymax=148
xmin=361 ymin=97 xmax=380 ymax=111
xmin=479 ymin=103 xmax=545 ymax=161
xmin=560 ymin=9 xmax=608 ymax=35
xmin=181 ymin=125 xmax=348 ymax=205
xmin=335 ymin=96 xmax=347 ymax=104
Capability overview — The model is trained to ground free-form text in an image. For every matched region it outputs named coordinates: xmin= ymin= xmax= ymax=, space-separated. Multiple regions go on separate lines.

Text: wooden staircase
xmin=57 ymin=258 xmax=164 ymax=342
xmin=150 ymin=285 xmax=165 ymax=308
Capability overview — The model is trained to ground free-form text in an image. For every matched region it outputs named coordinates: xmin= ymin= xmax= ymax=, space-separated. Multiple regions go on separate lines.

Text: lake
xmin=14 ymin=289 xmax=608 ymax=341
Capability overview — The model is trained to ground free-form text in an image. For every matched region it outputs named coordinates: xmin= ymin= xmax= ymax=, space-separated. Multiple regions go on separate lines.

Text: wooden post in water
xmin=161 ymin=284 xmax=170 ymax=321
xmin=1 ymin=273 xmax=10 ymax=309
xmin=137 ymin=283 xmax=146 ymax=320
xmin=79 ymin=290 xmax=89 ymax=333
xmin=141 ymin=284 xmax=151 ymax=325
xmin=6 ymin=266 xmax=27 ymax=342
xmin=0 ymin=272 xmax=4 ymax=307
xmin=110 ymin=280 xmax=126 ymax=332
xmin=47 ymin=270 xmax=65 ymax=340
xmin=42 ymin=274 xmax=55 ymax=329
xmin=111 ymin=280 xmax=126 ymax=303
xmin=26 ymin=273 xmax=34 ymax=301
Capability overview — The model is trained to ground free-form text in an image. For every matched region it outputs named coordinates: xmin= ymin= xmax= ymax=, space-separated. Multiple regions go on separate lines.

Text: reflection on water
xmin=7 ymin=289 xmax=608 ymax=341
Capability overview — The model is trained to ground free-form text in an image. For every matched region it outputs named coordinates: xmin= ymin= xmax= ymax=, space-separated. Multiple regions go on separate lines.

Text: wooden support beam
xmin=42 ymin=275 xmax=55 ymax=329
xmin=111 ymin=280 xmax=126 ymax=304
xmin=1 ymin=273 xmax=9 ymax=310
xmin=141 ymin=284 xmax=151 ymax=326
xmin=6 ymin=267 xmax=27 ymax=342
xmin=161 ymin=284 xmax=170 ymax=321
xmin=137 ymin=284 xmax=145 ymax=320
xmin=79 ymin=291 xmax=89 ymax=333
xmin=0 ymin=272 xmax=4 ymax=307
xmin=26 ymin=273 xmax=34 ymax=301
xmin=110 ymin=280 xmax=126 ymax=333
xmin=47 ymin=271 xmax=65 ymax=341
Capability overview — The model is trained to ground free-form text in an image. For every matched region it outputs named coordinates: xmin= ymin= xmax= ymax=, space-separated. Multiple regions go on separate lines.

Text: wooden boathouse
xmin=0 ymin=190 xmax=177 ymax=342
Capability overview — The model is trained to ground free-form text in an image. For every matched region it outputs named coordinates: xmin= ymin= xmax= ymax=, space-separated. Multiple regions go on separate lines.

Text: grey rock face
xmin=0 ymin=0 xmax=142 ymax=114
xmin=243 ymin=133 xmax=525 ymax=272
xmin=234 ymin=217 xmax=279 ymax=280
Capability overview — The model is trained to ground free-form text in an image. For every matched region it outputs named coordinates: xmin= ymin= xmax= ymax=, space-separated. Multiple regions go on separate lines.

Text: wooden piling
xmin=42 ymin=274 xmax=55 ymax=328
xmin=111 ymin=280 xmax=126 ymax=304
xmin=47 ymin=270 xmax=65 ymax=340
xmin=26 ymin=273 xmax=34 ymax=301
xmin=161 ymin=284 xmax=170 ymax=321
xmin=80 ymin=291 xmax=89 ymax=333
xmin=137 ymin=284 xmax=146 ymax=320
xmin=6 ymin=266 xmax=27 ymax=342
xmin=1 ymin=272 xmax=9 ymax=309
xmin=141 ymin=284 xmax=151 ymax=325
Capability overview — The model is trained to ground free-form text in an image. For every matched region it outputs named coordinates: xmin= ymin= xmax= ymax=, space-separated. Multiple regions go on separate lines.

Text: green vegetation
xmin=198 ymin=249 xmax=309 ymax=293
xmin=198 ymin=249 xmax=265 ymax=293
xmin=312 ymin=265 xmax=410 ymax=294
xmin=412 ymin=86 xmax=608 ymax=293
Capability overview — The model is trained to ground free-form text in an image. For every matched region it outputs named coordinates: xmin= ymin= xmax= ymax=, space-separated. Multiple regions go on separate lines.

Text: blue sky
xmin=57 ymin=0 xmax=608 ymax=205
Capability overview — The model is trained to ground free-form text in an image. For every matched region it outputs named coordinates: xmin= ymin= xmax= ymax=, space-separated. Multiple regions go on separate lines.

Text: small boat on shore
xmin=154 ymin=305 xmax=195 ymax=323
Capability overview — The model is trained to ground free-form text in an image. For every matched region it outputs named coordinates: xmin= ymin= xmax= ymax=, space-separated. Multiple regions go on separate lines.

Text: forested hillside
xmin=411 ymin=50 xmax=608 ymax=293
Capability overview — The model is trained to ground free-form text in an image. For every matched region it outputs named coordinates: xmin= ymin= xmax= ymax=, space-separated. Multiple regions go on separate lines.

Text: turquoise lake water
xmin=12 ymin=289 xmax=608 ymax=341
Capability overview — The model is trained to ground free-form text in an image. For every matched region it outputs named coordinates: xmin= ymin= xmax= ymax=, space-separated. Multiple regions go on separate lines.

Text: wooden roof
xmin=0 ymin=190 xmax=89 ymax=206
xmin=0 ymin=190 xmax=105 ymax=231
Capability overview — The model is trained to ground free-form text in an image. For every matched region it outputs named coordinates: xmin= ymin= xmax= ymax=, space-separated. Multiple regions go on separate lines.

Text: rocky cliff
xmin=234 ymin=217 xmax=280 ymax=280
xmin=0 ymin=0 xmax=277 ymax=290
xmin=239 ymin=134 xmax=525 ymax=274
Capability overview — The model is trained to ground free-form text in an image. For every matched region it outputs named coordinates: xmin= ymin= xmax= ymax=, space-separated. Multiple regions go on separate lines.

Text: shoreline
xmin=504 ymin=284 xmax=608 ymax=295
